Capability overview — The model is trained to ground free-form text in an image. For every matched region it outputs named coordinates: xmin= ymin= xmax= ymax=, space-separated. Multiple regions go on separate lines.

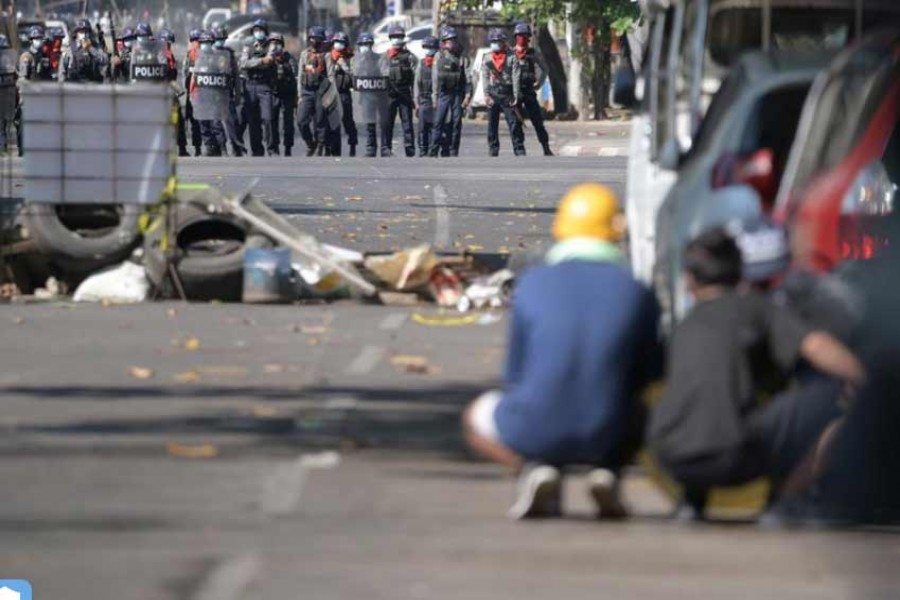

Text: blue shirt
xmin=494 ymin=260 xmax=662 ymax=465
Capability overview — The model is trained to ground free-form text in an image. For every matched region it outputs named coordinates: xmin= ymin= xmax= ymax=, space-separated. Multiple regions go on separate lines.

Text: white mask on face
xmin=359 ymin=45 xmax=371 ymax=54
xmin=425 ymin=48 xmax=437 ymax=57
xmin=334 ymin=42 xmax=346 ymax=51
xmin=253 ymin=30 xmax=266 ymax=42
xmin=490 ymin=42 xmax=502 ymax=52
xmin=201 ymin=42 xmax=213 ymax=51
xmin=77 ymin=32 xmax=88 ymax=42
xmin=124 ymin=40 xmax=133 ymax=49
xmin=31 ymin=39 xmax=43 ymax=50
xmin=215 ymin=40 xmax=225 ymax=48
xmin=390 ymin=38 xmax=404 ymax=48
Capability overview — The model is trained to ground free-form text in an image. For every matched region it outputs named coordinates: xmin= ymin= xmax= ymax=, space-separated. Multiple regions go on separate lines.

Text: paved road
xmin=1 ymin=120 xmax=897 ymax=599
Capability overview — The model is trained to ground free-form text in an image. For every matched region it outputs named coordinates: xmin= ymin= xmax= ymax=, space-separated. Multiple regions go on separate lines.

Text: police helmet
xmin=252 ymin=19 xmax=269 ymax=33
xmin=357 ymin=32 xmax=374 ymax=45
xmin=119 ymin=27 xmax=135 ymax=41
xmin=134 ymin=22 xmax=153 ymax=38
xmin=159 ymin=28 xmax=175 ymax=43
xmin=212 ymin=27 xmax=227 ymax=41
xmin=189 ymin=28 xmax=202 ymax=42
xmin=308 ymin=25 xmax=326 ymax=40
xmin=268 ymin=32 xmax=285 ymax=44
xmin=73 ymin=19 xmax=92 ymax=33
xmin=332 ymin=31 xmax=350 ymax=45
xmin=514 ymin=22 xmax=532 ymax=37
xmin=440 ymin=26 xmax=457 ymax=41
xmin=488 ymin=28 xmax=507 ymax=43
xmin=198 ymin=30 xmax=215 ymax=44
xmin=48 ymin=27 xmax=66 ymax=40
xmin=388 ymin=24 xmax=405 ymax=38
xmin=28 ymin=26 xmax=45 ymax=40
xmin=422 ymin=36 xmax=439 ymax=50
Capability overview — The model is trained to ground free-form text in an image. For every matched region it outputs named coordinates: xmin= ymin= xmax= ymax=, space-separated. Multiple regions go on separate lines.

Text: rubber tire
xmin=143 ymin=202 xmax=273 ymax=302
xmin=23 ymin=203 xmax=142 ymax=264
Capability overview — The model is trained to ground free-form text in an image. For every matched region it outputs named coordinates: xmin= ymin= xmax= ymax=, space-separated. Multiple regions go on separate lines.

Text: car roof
xmin=230 ymin=20 xmax=290 ymax=36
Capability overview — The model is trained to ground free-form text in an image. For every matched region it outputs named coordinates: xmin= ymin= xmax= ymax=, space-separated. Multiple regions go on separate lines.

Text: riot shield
xmin=0 ymin=49 xmax=17 ymax=121
xmin=351 ymin=51 xmax=388 ymax=125
xmin=129 ymin=40 xmax=169 ymax=83
xmin=191 ymin=48 xmax=233 ymax=121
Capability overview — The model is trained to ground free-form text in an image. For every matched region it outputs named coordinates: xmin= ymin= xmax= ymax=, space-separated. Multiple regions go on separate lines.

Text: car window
xmin=683 ymin=64 xmax=747 ymax=162
xmin=408 ymin=28 xmax=429 ymax=41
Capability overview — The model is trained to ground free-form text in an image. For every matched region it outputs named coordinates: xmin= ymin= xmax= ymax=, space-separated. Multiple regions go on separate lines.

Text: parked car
xmin=653 ymin=50 xmax=834 ymax=328
xmin=203 ymin=8 xmax=233 ymax=32
xmin=776 ymin=28 xmax=900 ymax=272
xmin=225 ymin=20 xmax=300 ymax=56
xmin=625 ymin=0 xmax=900 ymax=288
xmin=371 ymin=15 xmax=414 ymax=47
xmin=373 ymin=22 xmax=432 ymax=57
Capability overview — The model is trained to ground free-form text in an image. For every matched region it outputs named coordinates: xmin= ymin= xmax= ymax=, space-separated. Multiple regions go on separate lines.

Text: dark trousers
xmin=223 ymin=99 xmax=246 ymax=156
xmin=198 ymin=120 xmax=223 ymax=156
xmin=418 ymin=117 xmax=433 ymax=157
xmin=521 ymin=92 xmax=549 ymax=146
xmin=298 ymin=86 xmax=327 ymax=152
xmin=382 ymin=94 xmax=415 ymax=157
xmin=175 ymin=101 xmax=188 ymax=154
xmin=185 ymin=97 xmax=203 ymax=153
xmin=364 ymin=123 xmax=379 ymax=157
xmin=487 ymin=97 xmax=525 ymax=156
xmin=244 ymin=81 xmax=276 ymax=156
xmin=429 ymin=91 xmax=463 ymax=157
xmin=333 ymin=91 xmax=358 ymax=156
xmin=272 ymin=88 xmax=296 ymax=154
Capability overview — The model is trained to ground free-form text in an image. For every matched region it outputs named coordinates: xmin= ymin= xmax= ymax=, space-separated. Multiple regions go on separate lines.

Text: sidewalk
xmin=555 ymin=119 xmax=632 ymax=158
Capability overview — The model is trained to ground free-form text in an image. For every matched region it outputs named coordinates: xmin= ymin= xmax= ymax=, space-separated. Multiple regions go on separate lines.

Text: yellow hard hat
xmin=552 ymin=183 xmax=623 ymax=242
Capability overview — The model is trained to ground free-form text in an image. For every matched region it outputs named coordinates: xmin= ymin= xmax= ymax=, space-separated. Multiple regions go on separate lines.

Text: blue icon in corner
xmin=0 ymin=580 xmax=32 ymax=600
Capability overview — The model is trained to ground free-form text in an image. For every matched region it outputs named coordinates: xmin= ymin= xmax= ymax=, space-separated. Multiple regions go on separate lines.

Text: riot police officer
xmin=47 ymin=27 xmax=65 ymax=80
xmin=183 ymin=29 xmax=204 ymax=156
xmin=111 ymin=26 xmax=135 ymax=82
xmin=59 ymin=19 xmax=108 ymax=83
xmin=213 ymin=26 xmax=246 ymax=157
xmin=415 ymin=35 xmax=438 ymax=157
xmin=354 ymin=32 xmax=385 ymax=158
xmin=428 ymin=27 xmax=472 ymax=158
xmin=18 ymin=26 xmax=53 ymax=81
xmin=483 ymin=28 xmax=525 ymax=156
xmin=0 ymin=35 xmax=17 ymax=155
xmin=240 ymin=19 xmax=278 ymax=156
xmin=268 ymin=32 xmax=297 ymax=157
xmin=380 ymin=25 xmax=417 ymax=157
xmin=298 ymin=26 xmax=329 ymax=157
xmin=328 ymin=31 xmax=357 ymax=156
xmin=193 ymin=31 xmax=224 ymax=156
xmin=158 ymin=28 xmax=189 ymax=157
xmin=512 ymin=23 xmax=553 ymax=156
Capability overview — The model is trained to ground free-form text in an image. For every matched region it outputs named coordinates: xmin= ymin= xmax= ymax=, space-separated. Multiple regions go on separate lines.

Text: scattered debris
xmin=35 ymin=277 xmax=63 ymax=300
xmin=0 ymin=283 xmax=22 ymax=299
xmin=73 ymin=263 xmax=148 ymax=304
xmin=458 ymin=269 xmax=514 ymax=312
xmin=173 ymin=370 xmax=202 ymax=383
xmin=428 ymin=267 xmax=463 ymax=308
xmin=365 ymin=245 xmax=439 ymax=291
xmin=390 ymin=354 xmax=440 ymax=375
xmin=180 ymin=337 xmax=201 ymax=352
xmin=378 ymin=291 xmax=420 ymax=306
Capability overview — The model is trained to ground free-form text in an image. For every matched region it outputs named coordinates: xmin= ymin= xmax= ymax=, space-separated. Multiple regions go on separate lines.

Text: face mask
xmin=32 ymin=40 xmax=42 ymax=50
xmin=200 ymin=42 xmax=213 ymax=51
xmin=334 ymin=42 xmax=346 ymax=51
xmin=390 ymin=38 xmax=404 ymax=48
xmin=272 ymin=44 xmax=283 ymax=52
xmin=425 ymin=48 xmax=437 ymax=57
xmin=77 ymin=32 xmax=88 ymax=42
xmin=124 ymin=40 xmax=133 ymax=49
xmin=214 ymin=40 xmax=225 ymax=48
xmin=490 ymin=42 xmax=502 ymax=52
xmin=358 ymin=45 xmax=371 ymax=54
xmin=253 ymin=30 xmax=266 ymax=42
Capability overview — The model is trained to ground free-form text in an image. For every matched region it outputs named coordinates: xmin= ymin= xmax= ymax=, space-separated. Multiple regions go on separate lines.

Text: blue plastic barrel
xmin=243 ymin=247 xmax=293 ymax=304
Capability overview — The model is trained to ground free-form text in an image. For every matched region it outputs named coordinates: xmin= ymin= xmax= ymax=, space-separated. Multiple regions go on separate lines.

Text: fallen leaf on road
xmin=253 ymin=405 xmax=279 ymax=418
xmin=129 ymin=367 xmax=155 ymax=380
xmin=167 ymin=442 xmax=218 ymax=459
xmin=12 ymin=316 xmax=24 ymax=325
xmin=390 ymin=354 xmax=440 ymax=375
xmin=345 ymin=196 xmax=364 ymax=202
xmin=181 ymin=337 xmax=201 ymax=352
xmin=308 ymin=337 xmax=321 ymax=346
xmin=467 ymin=244 xmax=485 ymax=252
xmin=166 ymin=308 xmax=177 ymax=319
xmin=300 ymin=325 xmax=328 ymax=335
xmin=173 ymin=370 xmax=201 ymax=383
xmin=264 ymin=364 xmax=286 ymax=374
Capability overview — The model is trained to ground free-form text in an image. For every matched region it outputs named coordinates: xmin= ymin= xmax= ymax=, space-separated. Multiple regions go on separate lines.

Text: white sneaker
xmin=508 ymin=464 xmax=563 ymax=520
xmin=588 ymin=468 xmax=628 ymax=520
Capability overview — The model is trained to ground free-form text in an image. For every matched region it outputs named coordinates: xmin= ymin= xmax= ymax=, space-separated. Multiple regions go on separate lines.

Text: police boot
xmin=349 ymin=145 xmax=356 ymax=157
xmin=542 ymin=143 xmax=554 ymax=157
xmin=305 ymin=142 xmax=317 ymax=157
xmin=194 ymin=145 xmax=203 ymax=157
xmin=284 ymin=147 xmax=292 ymax=157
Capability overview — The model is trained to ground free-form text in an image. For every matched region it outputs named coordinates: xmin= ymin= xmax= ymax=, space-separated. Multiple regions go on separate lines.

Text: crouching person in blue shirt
xmin=462 ymin=183 xmax=663 ymax=520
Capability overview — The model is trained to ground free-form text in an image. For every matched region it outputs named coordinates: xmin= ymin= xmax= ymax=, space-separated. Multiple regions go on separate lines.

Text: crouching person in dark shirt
xmin=462 ymin=184 xmax=663 ymax=520
xmin=648 ymin=227 xmax=865 ymax=521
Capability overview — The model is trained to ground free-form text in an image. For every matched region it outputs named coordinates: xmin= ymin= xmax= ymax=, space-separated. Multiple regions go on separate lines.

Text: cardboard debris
xmin=167 ymin=442 xmax=219 ymax=459
xmin=364 ymin=245 xmax=439 ymax=291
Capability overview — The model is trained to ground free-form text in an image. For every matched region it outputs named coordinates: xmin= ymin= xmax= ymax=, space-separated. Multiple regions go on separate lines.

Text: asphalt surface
xmin=1 ymin=120 xmax=897 ymax=599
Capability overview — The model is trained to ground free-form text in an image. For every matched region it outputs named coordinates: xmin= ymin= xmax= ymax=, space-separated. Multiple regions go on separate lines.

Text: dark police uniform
xmin=183 ymin=47 xmax=203 ymax=156
xmin=483 ymin=50 xmax=525 ymax=156
xmin=514 ymin=46 xmax=552 ymax=155
xmin=240 ymin=38 xmax=278 ymax=156
xmin=380 ymin=47 xmax=417 ymax=157
xmin=297 ymin=46 xmax=330 ymax=156
xmin=328 ymin=51 xmax=358 ymax=156
xmin=271 ymin=48 xmax=297 ymax=156
xmin=59 ymin=43 xmax=108 ymax=83
xmin=414 ymin=55 xmax=435 ymax=156
xmin=428 ymin=49 xmax=471 ymax=157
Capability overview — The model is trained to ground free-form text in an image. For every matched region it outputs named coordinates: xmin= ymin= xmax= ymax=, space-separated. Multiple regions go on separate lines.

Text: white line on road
xmin=192 ymin=553 xmax=262 ymax=600
xmin=378 ymin=313 xmax=407 ymax=331
xmin=260 ymin=452 xmax=342 ymax=516
xmin=345 ymin=345 xmax=386 ymax=375
xmin=433 ymin=184 xmax=451 ymax=249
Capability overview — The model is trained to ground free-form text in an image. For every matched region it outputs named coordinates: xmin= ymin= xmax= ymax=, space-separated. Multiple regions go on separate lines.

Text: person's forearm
xmin=801 ymin=331 xmax=866 ymax=386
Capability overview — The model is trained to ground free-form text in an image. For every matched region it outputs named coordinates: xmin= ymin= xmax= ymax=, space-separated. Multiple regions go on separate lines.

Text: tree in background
xmin=496 ymin=0 xmax=639 ymax=119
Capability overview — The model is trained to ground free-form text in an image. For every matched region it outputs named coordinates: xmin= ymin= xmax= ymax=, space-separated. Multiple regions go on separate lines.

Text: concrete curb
xmin=558 ymin=145 xmax=628 ymax=158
